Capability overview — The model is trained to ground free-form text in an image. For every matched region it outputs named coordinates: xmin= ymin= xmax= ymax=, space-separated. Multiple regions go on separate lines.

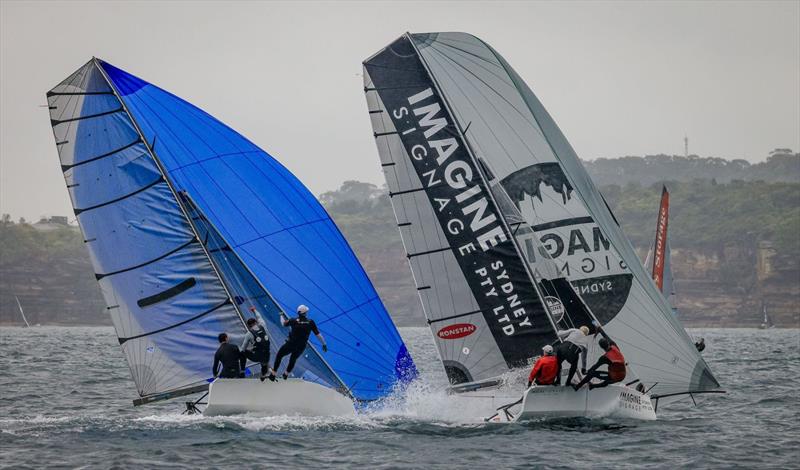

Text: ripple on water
xmin=0 ymin=326 xmax=798 ymax=469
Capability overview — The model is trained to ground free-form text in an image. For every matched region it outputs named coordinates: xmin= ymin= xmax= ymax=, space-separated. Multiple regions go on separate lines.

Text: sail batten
xmin=89 ymin=60 xmax=414 ymax=400
xmin=364 ymin=34 xmax=560 ymax=386
xmin=364 ymin=32 xmax=718 ymax=398
xmin=47 ymin=58 xmax=415 ymax=401
xmin=47 ymin=60 xmax=249 ymax=397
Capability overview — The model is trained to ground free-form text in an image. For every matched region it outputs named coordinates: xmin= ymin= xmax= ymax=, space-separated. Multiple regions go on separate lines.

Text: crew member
xmin=695 ymin=337 xmax=706 ymax=352
xmin=213 ymin=332 xmax=243 ymax=379
xmin=270 ymin=305 xmax=328 ymax=380
xmin=240 ymin=315 xmax=274 ymax=381
xmin=555 ymin=326 xmax=591 ymax=386
xmin=527 ymin=344 xmax=559 ymax=387
xmin=573 ymin=334 xmax=626 ymax=391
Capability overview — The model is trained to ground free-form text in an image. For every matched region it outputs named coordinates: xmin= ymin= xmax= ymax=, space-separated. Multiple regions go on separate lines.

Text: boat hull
xmin=203 ymin=378 xmax=355 ymax=417
xmin=487 ymin=383 xmax=656 ymax=422
xmin=517 ymin=384 xmax=656 ymax=421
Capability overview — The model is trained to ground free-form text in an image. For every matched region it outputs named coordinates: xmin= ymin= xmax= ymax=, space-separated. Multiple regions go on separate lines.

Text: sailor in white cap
xmin=269 ymin=304 xmax=328 ymax=380
xmin=527 ymin=344 xmax=559 ymax=387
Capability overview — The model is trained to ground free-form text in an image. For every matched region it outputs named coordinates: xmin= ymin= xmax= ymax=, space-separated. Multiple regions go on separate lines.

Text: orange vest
xmin=604 ymin=345 xmax=626 ymax=382
xmin=529 ymin=355 xmax=558 ymax=385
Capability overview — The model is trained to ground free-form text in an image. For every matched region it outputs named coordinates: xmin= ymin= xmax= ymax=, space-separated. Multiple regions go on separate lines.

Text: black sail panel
xmin=364 ymin=35 xmax=556 ymax=383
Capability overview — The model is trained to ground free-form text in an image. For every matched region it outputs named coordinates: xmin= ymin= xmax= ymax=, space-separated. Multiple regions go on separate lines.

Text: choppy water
xmin=1 ymin=327 xmax=798 ymax=469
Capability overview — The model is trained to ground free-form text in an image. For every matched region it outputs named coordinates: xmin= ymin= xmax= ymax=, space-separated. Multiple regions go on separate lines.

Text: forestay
xmin=372 ymin=32 xmax=718 ymax=397
xmin=47 ymin=59 xmax=415 ymax=403
xmin=181 ymin=192 xmax=347 ymax=391
xmin=100 ymin=61 xmax=415 ymax=401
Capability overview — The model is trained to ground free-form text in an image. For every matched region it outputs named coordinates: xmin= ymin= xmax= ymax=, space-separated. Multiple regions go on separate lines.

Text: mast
xmin=179 ymin=191 xmax=351 ymax=397
xmin=92 ymin=59 xmax=247 ymax=328
xmin=406 ymin=34 xmax=562 ymax=337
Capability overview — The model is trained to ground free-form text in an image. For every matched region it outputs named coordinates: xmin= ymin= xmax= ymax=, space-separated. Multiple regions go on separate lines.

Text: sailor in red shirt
xmin=528 ymin=344 xmax=559 ymax=387
xmin=574 ymin=326 xmax=627 ymax=391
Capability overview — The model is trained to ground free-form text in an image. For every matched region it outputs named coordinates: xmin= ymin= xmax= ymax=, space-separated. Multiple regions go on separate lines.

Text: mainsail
xmin=363 ymin=33 xmax=718 ymax=398
xmin=47 ymin=58 xmax=415 ymax=403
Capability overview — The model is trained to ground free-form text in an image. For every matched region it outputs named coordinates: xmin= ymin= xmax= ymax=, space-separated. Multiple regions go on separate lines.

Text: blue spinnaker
xmin=100 ymin=61 xmax=416 ymax=400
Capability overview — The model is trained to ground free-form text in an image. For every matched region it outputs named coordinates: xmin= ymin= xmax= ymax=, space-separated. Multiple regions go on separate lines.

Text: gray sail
xmin=404 ymin=32 xmax=718 ymax=396
xmin=364 ymin=38 xmax=559 ymax=386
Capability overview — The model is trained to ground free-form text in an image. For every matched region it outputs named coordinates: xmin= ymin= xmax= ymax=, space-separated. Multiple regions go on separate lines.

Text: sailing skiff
xmin=45 ymin=58 xmax=416 ymax=416
xmin=363 ymin=32 xmax=723 ymax=420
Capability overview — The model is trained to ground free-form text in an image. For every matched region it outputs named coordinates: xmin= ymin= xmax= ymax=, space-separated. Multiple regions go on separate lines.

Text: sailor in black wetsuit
xmin=213 ymin=333 xmax=243 ymax=379
xmin=269 ymin=305 xmax=328 ymax=380
xmin=240 ymin=316 xmax=274 ymax=381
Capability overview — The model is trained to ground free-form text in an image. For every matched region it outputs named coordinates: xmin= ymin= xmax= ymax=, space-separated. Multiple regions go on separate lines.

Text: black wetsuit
xmin=273 ymin=316 xmax=319 ymax=375
xmin=240 ymin=325 xmax=271 ymax=376
xmin=555 ymin=342 xmax=582 ymax=386
xmin=213 ymin=342 xmax=243 ymax=379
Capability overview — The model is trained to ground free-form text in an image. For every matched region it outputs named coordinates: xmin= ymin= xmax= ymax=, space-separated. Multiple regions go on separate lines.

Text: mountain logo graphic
xmin=501 ymin=162 xmax=574 ymax=208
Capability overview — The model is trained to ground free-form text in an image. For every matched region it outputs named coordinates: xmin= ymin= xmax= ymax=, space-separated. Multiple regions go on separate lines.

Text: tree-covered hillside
xmin=584 ymin=150 xmax=799 ymax=186
xmin=1 ymin=155 xmax=798 ymax=327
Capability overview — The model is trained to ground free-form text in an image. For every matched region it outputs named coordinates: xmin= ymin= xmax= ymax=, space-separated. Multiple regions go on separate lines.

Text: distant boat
xmin=363 ymin=31 xmax=721 ymax=420
xmin=644 ymin=185 xmax=678 ymax=315
xmin=46 ymin=58 xmax=415 ymax=415
xmin=759 ymin=303 xmax=775 ymax=329
xmin=14 ymin=296 xmax=30 ymax=327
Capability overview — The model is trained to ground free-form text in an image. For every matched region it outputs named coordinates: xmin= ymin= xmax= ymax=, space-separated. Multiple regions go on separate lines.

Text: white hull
xmin=203 ymin=378 xmax=355 ymax=417
xmin=488 ymin=384 xmax=656 ymax=422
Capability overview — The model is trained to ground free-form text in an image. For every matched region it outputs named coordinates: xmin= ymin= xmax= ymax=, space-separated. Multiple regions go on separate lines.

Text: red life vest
xmin=529 ymin=355 xmax=558 ymax=385
xmin=604 ymin=345 xmax=626 ymax=382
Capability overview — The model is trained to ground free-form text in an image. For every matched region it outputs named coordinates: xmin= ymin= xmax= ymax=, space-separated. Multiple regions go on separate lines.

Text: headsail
xmin=47 ymin=59 xmax=415 ymax=402
xmin=364 ymin=32 xmax=718 ymax=397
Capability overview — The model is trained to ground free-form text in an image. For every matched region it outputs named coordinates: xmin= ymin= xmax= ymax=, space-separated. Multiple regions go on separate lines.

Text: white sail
xmin=364 ymin=41 xmax=560 ymax=386
xmin=366 ymin=32 xmax=718 ymax=397
xmin=14 ymin=296 xmax=30 ymax=328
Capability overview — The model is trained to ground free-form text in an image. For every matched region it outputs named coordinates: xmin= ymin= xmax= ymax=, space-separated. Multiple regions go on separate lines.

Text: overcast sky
xmin=1 ymin=0 xmax=798 ymax=220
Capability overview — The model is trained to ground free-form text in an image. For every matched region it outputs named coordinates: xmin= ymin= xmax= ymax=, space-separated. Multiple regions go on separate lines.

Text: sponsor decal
xmin=652 ymin=187 xmax=670 ymax=290
xmin=544 ymin=296 xmax=565 ymax=323
xmin=437 ymin=323 xmax=477 ymax=340
xmin=500 ymin=162 xmax=634 ymax=323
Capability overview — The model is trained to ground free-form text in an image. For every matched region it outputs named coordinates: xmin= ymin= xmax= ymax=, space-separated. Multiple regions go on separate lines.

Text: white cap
xmin=297 ymin=304 xmax=309 ymax=314
xmin=542 ymin=344 xmax=554 ymax=355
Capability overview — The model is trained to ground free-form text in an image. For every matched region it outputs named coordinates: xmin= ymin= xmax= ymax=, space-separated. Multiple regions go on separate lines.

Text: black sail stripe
xmin=531 ymin=216 xmax=594 ymax=232
xmin=74 ymin=177 xmax=164 ymax=215
xmin=50 ymin=107 xmax=124 ymax=126
xmin=137 ymin=277 xmax=197 ymax=308
xmin=95 ymin=237 xmax=196 ymax=280
xmin=407 ymin=246 xmax=451 ymax=258
xmin=118 ymin=298 xmax=231 ymax=345
xmin=47 ymin=91 xmax=114 ymax=97
xmin=428 ymin=308 xmax=490 ymax=325
xmin=61 ymin=138 xmax=142 ymax=171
